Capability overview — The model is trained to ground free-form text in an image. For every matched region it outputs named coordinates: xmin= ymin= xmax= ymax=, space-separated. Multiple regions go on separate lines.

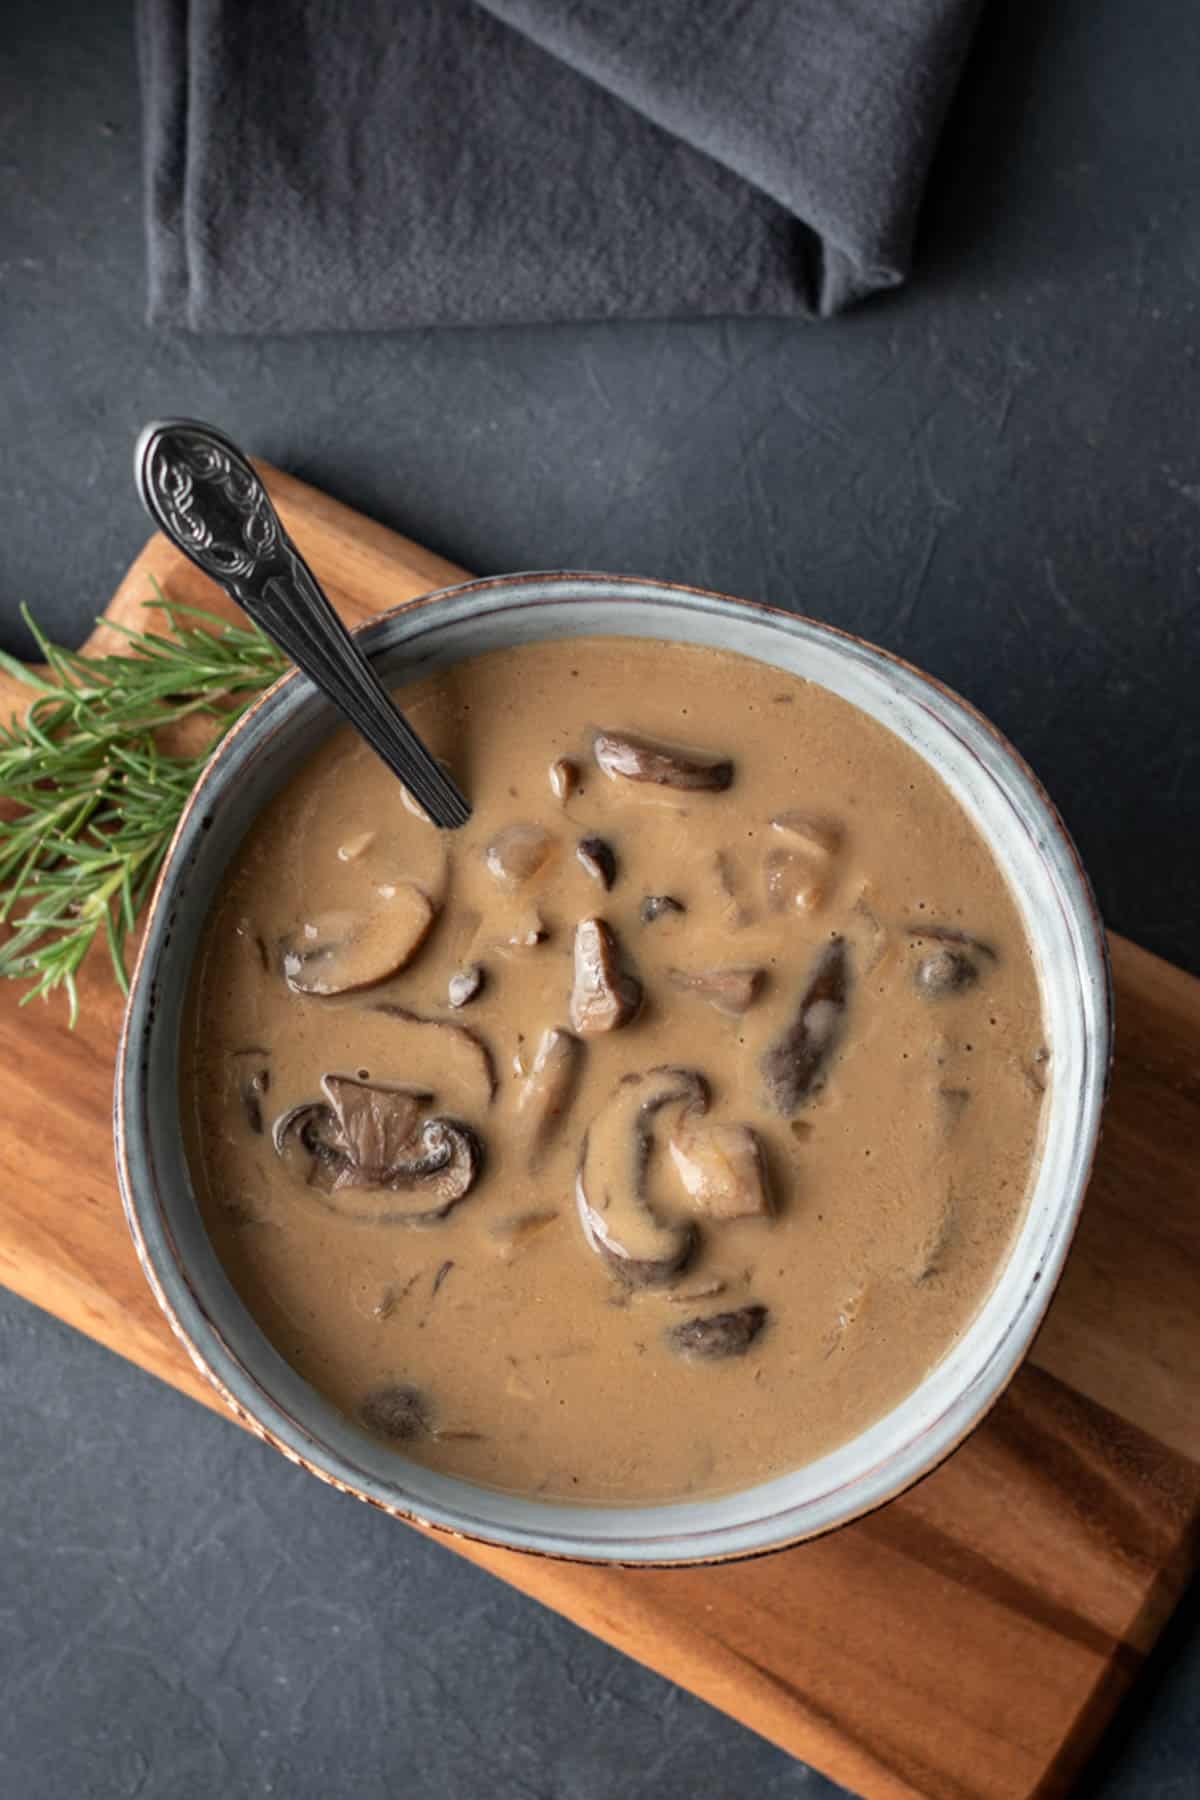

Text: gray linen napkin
xmin=138 ymin=0 xmax=983 ymax=333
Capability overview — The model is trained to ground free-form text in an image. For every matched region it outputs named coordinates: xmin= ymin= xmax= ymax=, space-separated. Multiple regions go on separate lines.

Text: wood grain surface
xmin=1 ymin=468 xmax=1197 ymax=1800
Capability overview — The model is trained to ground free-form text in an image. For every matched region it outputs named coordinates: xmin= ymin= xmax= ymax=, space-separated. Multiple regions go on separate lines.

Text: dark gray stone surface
xmin=1 ymin=2 xmax=1197 ymax=1795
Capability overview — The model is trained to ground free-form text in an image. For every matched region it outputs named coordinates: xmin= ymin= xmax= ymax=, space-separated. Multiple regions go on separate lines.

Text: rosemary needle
xmin=0 ymin=588 xmax=286 ymax=1026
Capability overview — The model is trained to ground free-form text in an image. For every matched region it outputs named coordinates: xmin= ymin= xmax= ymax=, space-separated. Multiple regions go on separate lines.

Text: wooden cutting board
xmin=2 ymin=466 xmax=1198 ymax=1800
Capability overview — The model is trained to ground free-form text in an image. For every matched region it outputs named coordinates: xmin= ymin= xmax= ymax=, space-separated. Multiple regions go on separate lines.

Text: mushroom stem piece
xmin=666 ymin=1304 xmax=768 ymax=1361
xmin=668 ymin=1116 xmax=772 ymax=1219
xmin=569 ymin=917 xmax=643 ymax=1035
xmin=518 ymin=1027 xmax=585 ymax=1166
xmin=667 ymin=965 xmax=765 ymax=1017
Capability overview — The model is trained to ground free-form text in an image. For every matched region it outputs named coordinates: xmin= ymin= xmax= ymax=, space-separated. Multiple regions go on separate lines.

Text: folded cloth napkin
xmin=138 ymin=0 xmax=982 ymax=333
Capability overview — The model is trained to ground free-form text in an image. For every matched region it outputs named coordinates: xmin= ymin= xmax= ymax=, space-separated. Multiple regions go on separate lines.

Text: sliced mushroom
xmin=281 ymin=886 xmax=436 ymax=995
xmin=374 ymin=1002 xmax=498 ymax=1107
xmin=914 ymin=947 xmax=978 ymax=997
xmin=273 ymin=1079 xmax=482 ymax=1224
xmin=668 ymin=1118 xmax=771 ymax=1219
xmin=666 ymin=1304 xmax=768 ymax=1361
xmin=908 ymin=925 xmax=995 ymax=995
xmin=517 ymin=1026 xmax=585 ymax=1164
xmin=447 ymin=963 xmax=485 ymax=1008
xmin=569 ymin=917 xmax=643 ymax=1035
xmin=360 ymin=1383 xmax=432 ymax=1441
xmin=667 ymin=965 xmax=765 ymax=1017
xmin=593 ymin=728 xmax=733 ymax=792
xmin=764 ymin=848 xmax=826 ymax=916
xmin=319 ymin=1075 xmax=433 ymax=1180
xmin=485 ymin=823 xmax=555 ymax=886
xmin=576 ymin=1068 xmax=704 ymax=1286
xmin=764 ymin=812 xmax=843 ymax=915
xmin=760 ymin=936 xmax=851 ymax=1115
xmin=576 ymin=835 xmax=618 ymax=889
xmin=640 ymin=894 xmax=686 ymax=924
xmin=549 ymin=757 xmax=580 ymax=803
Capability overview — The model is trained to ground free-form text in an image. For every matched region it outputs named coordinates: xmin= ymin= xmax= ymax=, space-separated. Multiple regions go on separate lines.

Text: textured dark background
xmin=2 ymin=1 xmax=1198 ymax=1795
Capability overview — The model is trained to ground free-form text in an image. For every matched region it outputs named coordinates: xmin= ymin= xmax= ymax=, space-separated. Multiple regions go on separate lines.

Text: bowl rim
xmin=115 ymin=571 xmax=1112 ymax=1564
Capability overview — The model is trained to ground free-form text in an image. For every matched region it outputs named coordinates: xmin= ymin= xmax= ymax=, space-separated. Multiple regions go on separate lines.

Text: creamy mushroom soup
xmin=182 ymin=636 xmax=1047 ymax=1504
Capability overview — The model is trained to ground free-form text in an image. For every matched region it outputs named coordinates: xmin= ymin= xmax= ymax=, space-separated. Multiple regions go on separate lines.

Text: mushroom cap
xmin=281 ymin=886 xmax=436 ymax=995
xmin=272 ymin=1077 xmax=482 ymax=1224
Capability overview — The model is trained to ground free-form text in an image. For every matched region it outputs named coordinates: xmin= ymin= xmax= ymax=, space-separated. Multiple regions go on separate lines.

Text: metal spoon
xmin=133 ymin=419 xmax=471 ymax=829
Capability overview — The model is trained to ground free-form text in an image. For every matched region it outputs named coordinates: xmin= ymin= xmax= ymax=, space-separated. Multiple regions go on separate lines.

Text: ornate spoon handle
xmin=133 ymin=419 xmax=470 ymax=829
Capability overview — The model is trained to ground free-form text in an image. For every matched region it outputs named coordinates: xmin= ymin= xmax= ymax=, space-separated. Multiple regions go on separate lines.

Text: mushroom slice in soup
xmin=760 ymin=936 xmax=851 ymax=1115
xmin=447 ymin=963 xmax=486 ymax=1008
xmin=569 ymin=917 xmax=643 ymax=1035
xmin=485 ymin=823 xmax=556 ymax=887
xmin=575 ymin=1067 xmax=704 ymax=1287
xmin=575 ymin=835 xmax=618 ymax=890
xmin=272 ymin=1076 xmax=481 ymax=1223
xmin=667 ymin=964 xmax=765 ymax=1017
xmin=666 ymin=1304 xmax=768 ymax=1361
xmin=592 ymin=728 xmax=733 ymax=792
xmin=518 ymin=1027 xmax=585 ymax=1166
xmin=668 ymin=1116 xmax=772 ymax=1220
xmin=907 ymin=925 xmax=996 ymax=999
xmin=280 ymin=885 xmax=436 ymax=995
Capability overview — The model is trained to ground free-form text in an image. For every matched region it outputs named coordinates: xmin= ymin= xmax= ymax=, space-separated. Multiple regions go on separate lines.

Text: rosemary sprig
xmin=0 ymin=588 xmax=286 ymax=1025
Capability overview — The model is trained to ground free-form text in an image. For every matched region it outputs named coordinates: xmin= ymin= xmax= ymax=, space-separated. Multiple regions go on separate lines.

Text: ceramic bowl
xmin=115 ymin=574 xmax=1111 ymax=1564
